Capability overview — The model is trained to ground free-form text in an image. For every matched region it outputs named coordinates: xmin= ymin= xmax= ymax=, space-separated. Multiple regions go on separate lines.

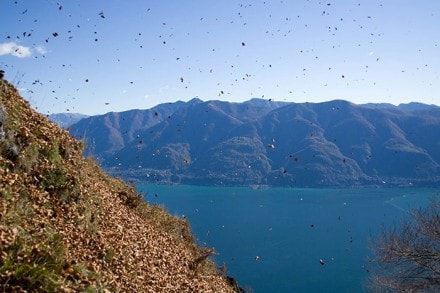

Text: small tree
xmin=369 ymin=199 xmax=440 ymax=291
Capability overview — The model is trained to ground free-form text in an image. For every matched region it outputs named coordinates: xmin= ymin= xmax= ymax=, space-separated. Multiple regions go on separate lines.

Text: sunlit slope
xmin=0 ymin=79 xmax=236 ymax=292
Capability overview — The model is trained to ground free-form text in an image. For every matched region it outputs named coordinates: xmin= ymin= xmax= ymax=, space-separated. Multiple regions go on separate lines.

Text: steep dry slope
xmin=0 ymin=79 xmax=236 ymax=292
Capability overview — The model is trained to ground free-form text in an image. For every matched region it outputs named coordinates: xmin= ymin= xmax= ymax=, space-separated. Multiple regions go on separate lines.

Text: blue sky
xmin=1 ymin=0 xmax=439 ymax=115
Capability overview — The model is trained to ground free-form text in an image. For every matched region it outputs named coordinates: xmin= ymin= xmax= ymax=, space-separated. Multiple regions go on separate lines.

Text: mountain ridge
xmin=48 ymin=112 xmax=89 ymax=129
xmin=69 ymin=98 xmax=440 ymax=188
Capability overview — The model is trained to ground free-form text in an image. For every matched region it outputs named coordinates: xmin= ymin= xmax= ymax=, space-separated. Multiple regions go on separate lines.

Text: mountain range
xmin=68 ymin=99 xmax=440 ymax=188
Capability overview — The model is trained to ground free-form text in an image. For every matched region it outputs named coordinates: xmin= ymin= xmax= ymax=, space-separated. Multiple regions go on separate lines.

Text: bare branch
xmin=369 ymin=198 xmax=440 ymax=291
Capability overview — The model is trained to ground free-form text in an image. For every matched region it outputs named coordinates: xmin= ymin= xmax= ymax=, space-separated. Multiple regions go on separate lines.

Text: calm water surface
xmin=136 ymin=185 xmax=439 ymax=292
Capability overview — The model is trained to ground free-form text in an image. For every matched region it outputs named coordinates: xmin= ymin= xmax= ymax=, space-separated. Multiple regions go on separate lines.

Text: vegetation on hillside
xmin=0 ymin=79 xmax=238 ymax=291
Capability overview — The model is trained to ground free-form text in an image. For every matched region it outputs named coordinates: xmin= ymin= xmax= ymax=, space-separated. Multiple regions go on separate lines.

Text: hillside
xmin=70 ymin=99 xmax=440 ymax=188
xmin=0 ymin=80 xmax=238 ymax=291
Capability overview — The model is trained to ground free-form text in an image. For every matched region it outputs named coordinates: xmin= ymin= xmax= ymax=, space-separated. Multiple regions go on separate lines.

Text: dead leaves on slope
xmin=0 ymin=81 xmax=235 ymax=292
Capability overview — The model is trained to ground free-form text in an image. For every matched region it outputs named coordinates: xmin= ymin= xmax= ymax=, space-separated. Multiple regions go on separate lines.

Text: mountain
xmin=0 ymin=80 xmax=238 ymax=291
xmin=361 ymin=102 xmax=439 ymax=111
xmin=70 ymin=98 xmax=286 ymax=162
xmin=70 ymin=100 xmax=193 ymax=161
xmin=48 ymin=112 xmax=89 ymax=129
xmin=397 ymin=102 xmax=439 ymax=111
xmin=69 ymin=99 xmax=440 ymax=188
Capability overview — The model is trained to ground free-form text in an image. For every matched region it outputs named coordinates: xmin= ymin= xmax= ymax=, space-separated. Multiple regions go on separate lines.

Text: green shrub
xmin=43 ymin=167 xmax=67 ymax=192
xmin=45 ymin=141 xmax=63 ymax=167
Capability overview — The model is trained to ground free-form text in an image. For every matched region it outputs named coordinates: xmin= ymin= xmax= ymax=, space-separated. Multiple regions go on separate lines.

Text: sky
xmin=1 ymin=0 xmax=439 ymax=115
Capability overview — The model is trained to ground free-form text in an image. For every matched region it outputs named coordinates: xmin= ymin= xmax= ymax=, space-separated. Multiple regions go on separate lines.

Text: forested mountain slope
xmin=70 ymin=98 xmax=440 ymax=187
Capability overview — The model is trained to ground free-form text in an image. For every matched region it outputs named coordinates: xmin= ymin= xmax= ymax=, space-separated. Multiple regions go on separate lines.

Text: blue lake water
xmin=136 ymin=185 xmax=439 ymax=292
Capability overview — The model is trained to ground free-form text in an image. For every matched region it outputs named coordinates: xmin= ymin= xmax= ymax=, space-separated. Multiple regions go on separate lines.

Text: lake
xmin=136 ymin=185 xmax=439 ymax=292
